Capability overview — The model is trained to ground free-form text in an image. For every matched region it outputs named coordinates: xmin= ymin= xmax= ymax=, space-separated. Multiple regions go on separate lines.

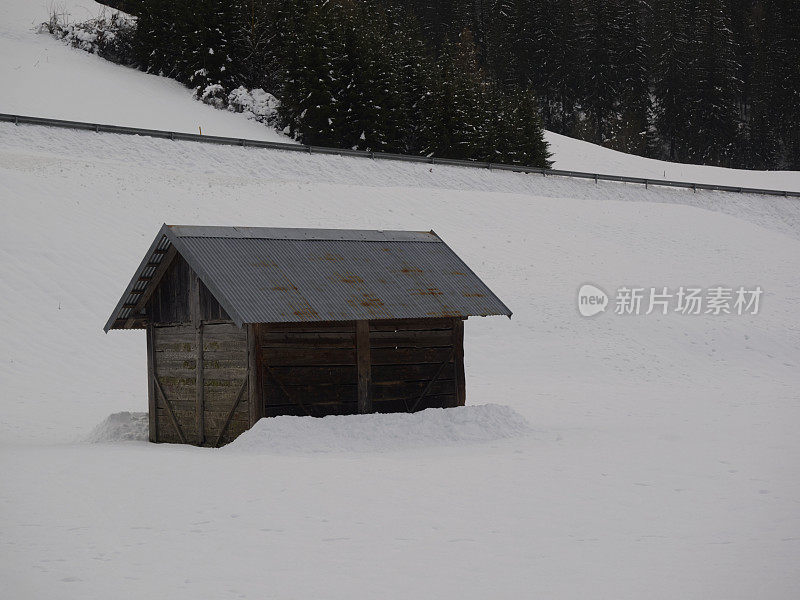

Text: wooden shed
xmin=105 ymin=225 xmax=512 ymax=446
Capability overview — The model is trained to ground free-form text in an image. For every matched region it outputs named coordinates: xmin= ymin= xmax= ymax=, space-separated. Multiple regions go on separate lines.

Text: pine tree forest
xmin=116 ymin=0 xmax=799 ymax=170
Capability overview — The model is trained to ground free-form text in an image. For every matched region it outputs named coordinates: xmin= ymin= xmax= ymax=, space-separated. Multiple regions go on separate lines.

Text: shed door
xmin=258 ymin=323 xmax=358 ymax=417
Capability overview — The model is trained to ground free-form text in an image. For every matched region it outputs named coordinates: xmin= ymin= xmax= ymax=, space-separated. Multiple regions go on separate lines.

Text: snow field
xmin=1 ymin=0 xmax=799 ymax=597
xmin=1 ymin=118 xmax=799 ymax=599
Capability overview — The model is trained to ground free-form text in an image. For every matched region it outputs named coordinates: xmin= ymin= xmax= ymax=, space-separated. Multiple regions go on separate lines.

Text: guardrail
xmin=2 ymin=112 xmax=798 ymax=198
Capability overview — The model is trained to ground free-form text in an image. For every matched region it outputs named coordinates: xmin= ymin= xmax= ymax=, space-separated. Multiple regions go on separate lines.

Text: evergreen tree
xmin=184 ymin=0 xmax=239 ymax=97
xmin=402 ymin=0 xmax=795 ymax=169
xmin=686 ymin=0 xmax=741 ymax=165
xmin=233 ymin=0 xmax=277 ymax=91
xmin=276 ymin=0 xmax=428 ymax=152
xmin=531 ymin=0 xmax=582 ymax=135
xmin=277 ymin=0 xmax=344 ymax=146
xmin=362 ymin=2 xmax=429 ymax=153
xmin=386 ymin=7 xmax=430 ymax=153
xmin=573 ymin=0 xmax=619 ymax=145
xmin=402 ymin=0 xmax=459 ymax=50
xmin=774 ymin=0 xmax=800 ymax=168
xmin=133 ymin=0 xmax=186 ymax=78
xmin=651 ymin=0 xmax=694 ymax=161
xmin=418 ymin=30 xmax=493 ymax=160
xmin=484 ymin=0 xmax=522 ymax=88
xmin=504 ymin=87 xmax=553 ymax=167
xmin=613 ymin=0 xmax=651 ymax=155
xmin=744 ymin=0 xmax=782 ymax=168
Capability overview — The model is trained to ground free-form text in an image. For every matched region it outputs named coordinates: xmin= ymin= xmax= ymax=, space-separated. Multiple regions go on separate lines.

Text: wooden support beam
xmin=214 ymin=377 xmax=249 ymax=447
xmin=247 ymin=324 xmax=263 ymax=427
xmin=356 ymin=320 xmax=372 ymax=414
xmin=146 ymin=324 xmax=158 ymax=442
xmin=195 ymin=325 xmax=204 ymax=445
xmin=453 ymin=319 xmax=466 ymax=407
xmin=190 ymin=270 xmax=204 ymax=445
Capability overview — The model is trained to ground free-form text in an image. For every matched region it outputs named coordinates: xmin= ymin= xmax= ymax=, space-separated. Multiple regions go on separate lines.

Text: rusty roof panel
xmin=105 ymin=225 xmax=511 ymax=330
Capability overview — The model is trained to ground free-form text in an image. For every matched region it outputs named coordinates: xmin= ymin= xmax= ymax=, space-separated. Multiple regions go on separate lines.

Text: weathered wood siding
xmin=256 ymin=318 xmax=465 ymax=418
xmin=150 ymin=323 xmax=249 ymax=445
xmin=370 ymin=318 xmax=460 ymax=413
xmin=151 ymin=324 xmax=195 ymax=443
xmin=257 ymin=322 xmax=359 ymax=417
xmin=202 ymin=323 xmax=250 ymax=445
xmin=148 ymin=255 xmax=230 ymax=324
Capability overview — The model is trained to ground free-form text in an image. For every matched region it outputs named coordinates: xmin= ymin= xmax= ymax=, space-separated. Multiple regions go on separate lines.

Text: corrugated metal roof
xmin=105 ymin=224 xmax=511 ymax=330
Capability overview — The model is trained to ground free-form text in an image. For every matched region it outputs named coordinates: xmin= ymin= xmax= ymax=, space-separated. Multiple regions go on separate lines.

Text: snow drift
xmin=226 ymin=405 xmax=531 ymax=454
xmin=84 ymin=411 xmax=148 ymax=442
xmin=82 ymin=406 xmax=531 ymax=451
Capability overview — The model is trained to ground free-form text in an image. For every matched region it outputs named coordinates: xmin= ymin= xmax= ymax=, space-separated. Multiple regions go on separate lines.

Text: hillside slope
xmin=2 ymin=0 xmax=799 ymax=191
xmin=0 ymin=0 xmax=287 ymax=141
xmin=2 ymin=120 xmax=799 ymax=599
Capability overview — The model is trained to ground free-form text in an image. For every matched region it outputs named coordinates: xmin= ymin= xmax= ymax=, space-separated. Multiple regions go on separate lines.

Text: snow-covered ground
xmin=3 ymin=118 xmax=799 ymax=599
xmin=2 ymin=0 xmax=800 ymax=598
xmin=546 ymin=130 xmax=800 ymax=192
xmin=2 ymin=0 xmax=799 ymax=192
xmin=0 ymin=0 xmax=288 ymax=141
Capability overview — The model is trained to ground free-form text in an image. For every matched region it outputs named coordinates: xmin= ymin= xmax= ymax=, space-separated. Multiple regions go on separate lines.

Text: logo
xmin=578 ymin=284 xmax=608 ymax=317
xmin=577 ymin=284 xmax=762 ymax=317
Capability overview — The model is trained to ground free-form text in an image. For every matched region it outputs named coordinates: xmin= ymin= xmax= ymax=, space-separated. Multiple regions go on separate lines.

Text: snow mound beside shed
xmin=225 ymin=404 xmax=531 ymax=454
xmin=85 ymin=411 xmax=149 ymax=442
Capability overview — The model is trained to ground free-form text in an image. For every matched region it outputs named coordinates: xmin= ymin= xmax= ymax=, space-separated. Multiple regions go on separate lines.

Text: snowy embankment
xmin=0 ymin=0 xmax=289 ymax=142
xmin=2 ymin=0 xmax=799 ymax=192
xmin=545 ymin=130 xmax=800 ymax=192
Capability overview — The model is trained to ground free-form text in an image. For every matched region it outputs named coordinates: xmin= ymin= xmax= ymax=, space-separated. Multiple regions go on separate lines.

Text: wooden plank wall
xmin=257 ymin=322 xmax=359 ymax=417
xmin=369 ymin=318 xmax=460 ymax=413
xmin=202 ymin=323 xmax=250 ymax=445
xmin=255 ymin=318 xmax=465 ymax=418
xmin=151 ymin=323 xmax=249 ymax=445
